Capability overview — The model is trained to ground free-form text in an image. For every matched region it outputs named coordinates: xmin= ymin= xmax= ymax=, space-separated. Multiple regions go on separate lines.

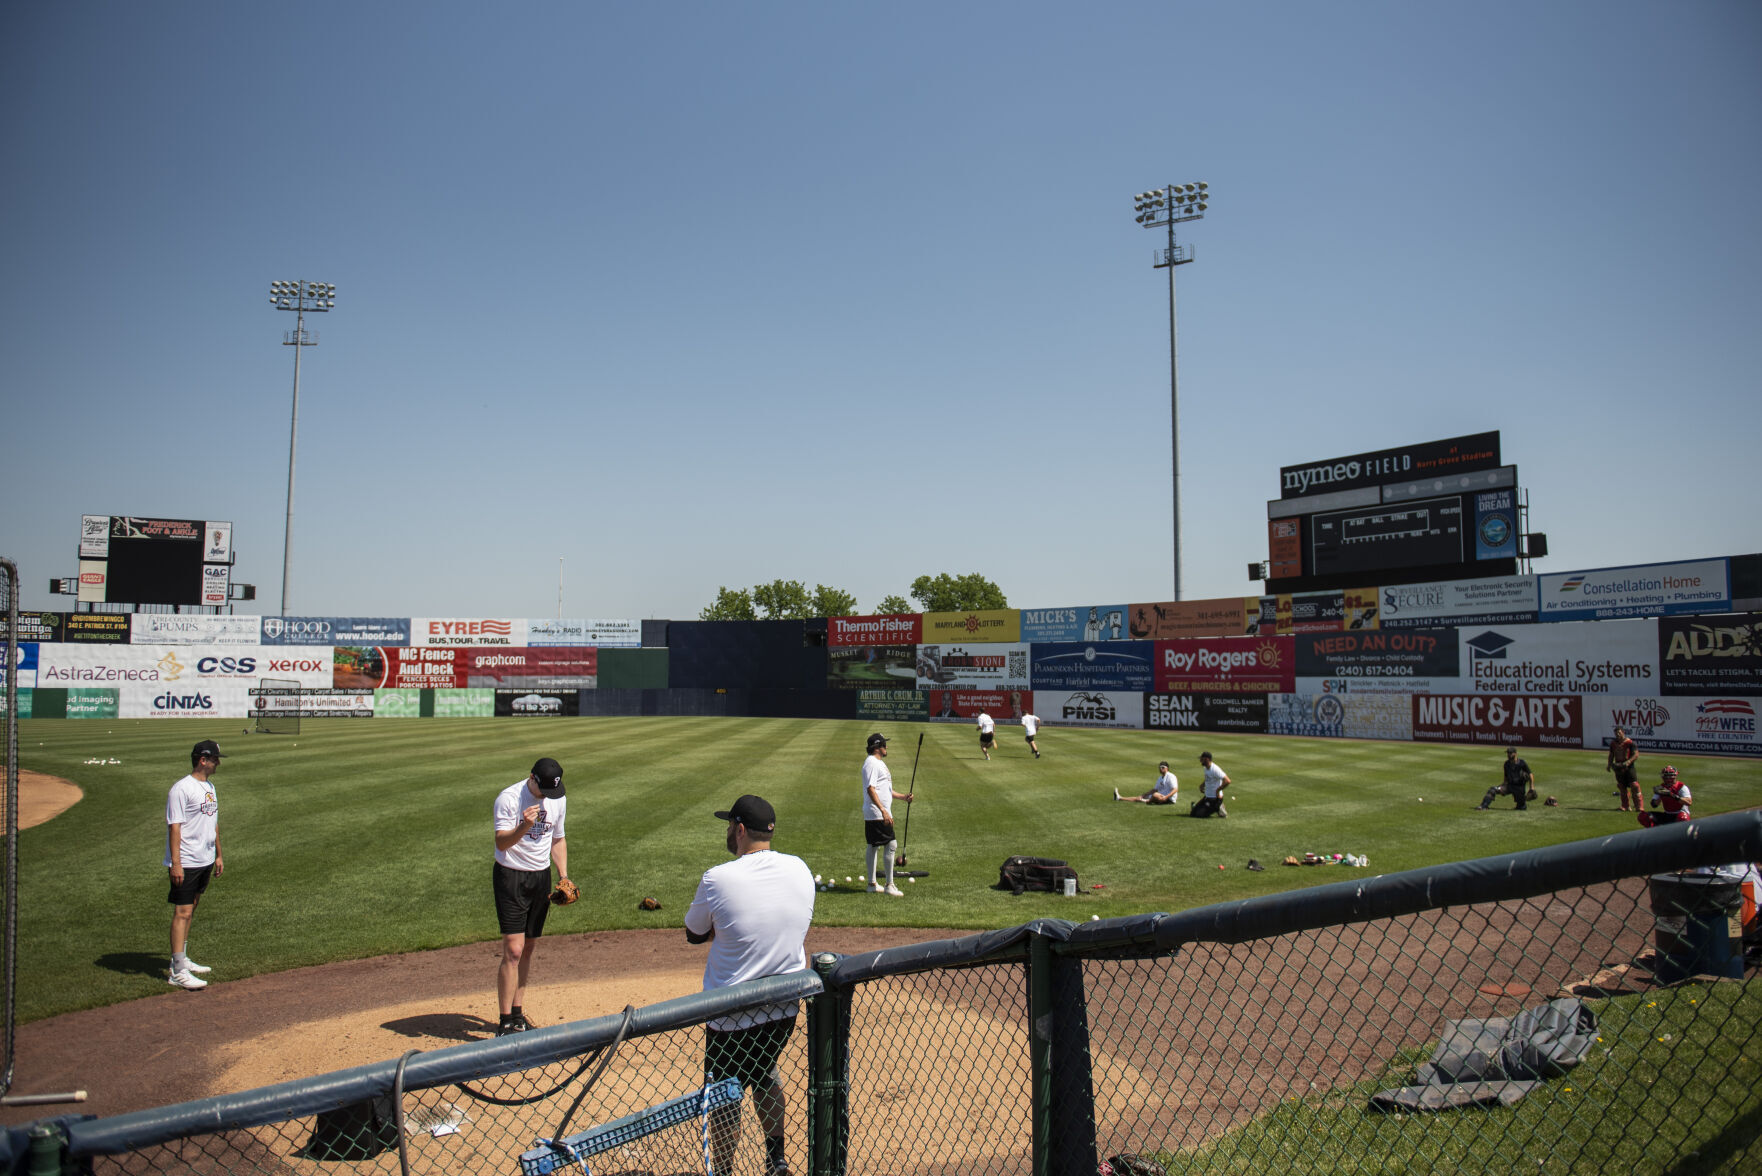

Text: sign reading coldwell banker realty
xmin=1538 ymin=559 xmax=1729 ymax=622
xmin=1145 ymin=693 xmax=1268 ymax=733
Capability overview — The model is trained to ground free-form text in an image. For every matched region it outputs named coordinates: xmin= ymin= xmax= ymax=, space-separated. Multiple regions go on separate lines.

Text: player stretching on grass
xmin=165 ymin=739 xmax=225 ymax=990
xmin=1116 ymin=761 xmax=1177 ymax=805
xmin=491 ymin=757 xmax=569 ymax=1035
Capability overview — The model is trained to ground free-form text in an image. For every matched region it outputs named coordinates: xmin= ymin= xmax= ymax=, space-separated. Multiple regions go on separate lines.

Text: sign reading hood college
xmin=1279 ymin=432 xmax=1500 ymax=500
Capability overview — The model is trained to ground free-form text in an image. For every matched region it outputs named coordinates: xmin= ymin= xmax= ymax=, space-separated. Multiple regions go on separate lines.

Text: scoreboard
xmin=1266 ymin=433 xmax=1518 ymax=593
xmin=77 ymin=515 xmax=233 ymax=607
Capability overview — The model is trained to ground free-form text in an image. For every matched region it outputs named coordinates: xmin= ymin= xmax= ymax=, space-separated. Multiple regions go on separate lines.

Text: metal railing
xmin=15 ymin=812 xmax=1761 ymax=1175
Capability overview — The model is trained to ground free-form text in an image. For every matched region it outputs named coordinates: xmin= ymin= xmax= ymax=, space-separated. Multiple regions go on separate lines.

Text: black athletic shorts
xmin=167 ymin=863 xmax=214 ymax=905
xmin=864 ymin=818 xmax=896 ymax=847
xmin=704 ymin=1015 xmax=795 ymax=1090
xmin=493 ymin=862 xmax=552 ymax=938
xmin=979 ymin=731 xmax=995 ymax=747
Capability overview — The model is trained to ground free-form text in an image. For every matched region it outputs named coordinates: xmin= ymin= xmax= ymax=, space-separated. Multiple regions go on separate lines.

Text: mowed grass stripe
xmin=12 ymin=716 xmax=1762 ymax=1022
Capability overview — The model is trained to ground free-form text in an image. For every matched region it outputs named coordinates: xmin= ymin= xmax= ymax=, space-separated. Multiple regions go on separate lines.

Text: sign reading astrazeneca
xmin=260 ymin=617 xmax=412 ymax=646
xmin=1279 ymin=431 xmax=1500 ymax=500
xmin=1538 ymin=559 xmax=1729 ymax=622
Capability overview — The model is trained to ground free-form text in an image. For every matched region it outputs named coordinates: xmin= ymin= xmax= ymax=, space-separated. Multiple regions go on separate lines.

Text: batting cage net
xmin=0 ymin=558 xmax=16 ymax=1101
xmin=22 ymin=813 xmax=1762 ymax=1175
xmin=251 ymin=678 xmax=301 ymax=735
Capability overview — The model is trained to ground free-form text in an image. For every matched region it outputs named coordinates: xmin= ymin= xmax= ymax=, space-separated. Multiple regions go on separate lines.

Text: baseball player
xmin=1637 ymin=765 xmax=1692 ymax=828
xmin=1189 ymin=752 xmax=1231 ymax=818
xmin=1116 ymin=761 xmax=1177 ymax=805
xmin=1607 ymin=726 xmax=1641 ymax=811
xmin=1478 ymin=748 xmax=1535 ymax=811
xmin=860 ymin=733 xmax=912 ymax=896
xmin=976 ymin=711 xmax=996 ymax=760
xmin=1022 ymin=711 xmax=1043 ymax=758
xmin=491 ymin=757 xmax=570 ymax=1035
xmin=165 ymin=739 xmax=225 ymax=990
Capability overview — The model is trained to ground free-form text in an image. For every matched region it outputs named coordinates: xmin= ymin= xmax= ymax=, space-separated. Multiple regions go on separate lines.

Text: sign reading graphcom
xmin=1658 ymin=613 xmax=1762 ymax=697
xmin=1538 ymin=559 xmax=1729 ymax=622
xmin=1411 ymin=694 xmax=1584 ymax=747
xmin=333 ymin=646 xmax=597 ymax=690
xmin=921 ymin=610 xmax=1021 ymax=644
xmin=828 ymin=614 xmax=923 ymax=647
xmin=1124 ymin=599 xmax=1252 ymax=640
xmin=1154 ymin=636 xmax=1295 ymax=694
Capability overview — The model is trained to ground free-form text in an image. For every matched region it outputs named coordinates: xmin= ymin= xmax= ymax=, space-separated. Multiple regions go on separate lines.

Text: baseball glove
xmin=639 ymin=896 xmax=662 ymax=911
xmin=1526 ymin=786 xmax=1539 ymax=802
xmin=1545 ymin=796 xmax=1559 ymax=807
xmin=550 ymin=877 xmax=580 ymax=906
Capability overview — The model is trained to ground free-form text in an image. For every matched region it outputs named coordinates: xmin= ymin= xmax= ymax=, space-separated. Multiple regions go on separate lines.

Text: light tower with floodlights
xmin=269 ymin=279 xmax=335 ymax=616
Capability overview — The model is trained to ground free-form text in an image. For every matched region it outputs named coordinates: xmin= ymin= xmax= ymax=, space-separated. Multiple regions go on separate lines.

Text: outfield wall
xmin=3 ymin=556 xmax=1759 ymax=757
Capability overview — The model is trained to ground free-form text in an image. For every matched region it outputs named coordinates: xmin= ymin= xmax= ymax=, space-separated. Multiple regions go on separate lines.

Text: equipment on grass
xmin=251 ymin=677 xmax=301 ymax=735
xmin=994 ymin=855 xmax=1078 ymax=895
xmin=897 ymin=732 xmax=924 ymax=866
xmin=550 ymin=877 xmax=580 ymax=906
xmin=638 ymin=896 xmax=661 ymax=910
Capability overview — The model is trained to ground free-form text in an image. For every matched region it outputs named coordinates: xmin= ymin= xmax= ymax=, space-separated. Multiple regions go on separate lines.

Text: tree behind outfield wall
xmin=874 ymin=594 xmax=911 ymax=615
xmin=909 ymin=573 xmax=1008 ymax=613
xmin=700 ymin=580 xmax=860 ymax=620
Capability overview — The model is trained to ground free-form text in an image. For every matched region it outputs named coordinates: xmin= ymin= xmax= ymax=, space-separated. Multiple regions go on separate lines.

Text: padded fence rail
xmin=21 ymin=814 xmax=1762 ymax=1175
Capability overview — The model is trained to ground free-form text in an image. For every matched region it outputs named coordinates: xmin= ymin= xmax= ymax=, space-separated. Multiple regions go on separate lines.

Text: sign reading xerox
xmin=1538 ymin=559 xmax=1728 ymax=622
xmin=260 ymin=617 xmax=412 ymax=646
xmin=1030 ymin=641 xmax=1155 ymax=691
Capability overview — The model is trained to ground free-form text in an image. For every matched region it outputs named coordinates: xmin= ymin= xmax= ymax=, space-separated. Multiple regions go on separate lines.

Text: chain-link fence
xmin=1 ymin=557 xmax=19 ymax=1102
xmin=17 ymin=813 xmax=1762 ymax=1175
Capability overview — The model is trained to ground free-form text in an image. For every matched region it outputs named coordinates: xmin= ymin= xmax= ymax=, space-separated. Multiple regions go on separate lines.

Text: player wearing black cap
xmin=491 ymin=756 xmax=570 ymax=1035
xmin=860 ymin=733 xmax=914 ymax=897
xmin=165 ymin=739 xmax=226 ymax=989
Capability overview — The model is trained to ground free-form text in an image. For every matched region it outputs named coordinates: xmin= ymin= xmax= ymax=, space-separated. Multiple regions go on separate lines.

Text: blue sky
xmin=4 ymin=2 xmax=1758 ymax=621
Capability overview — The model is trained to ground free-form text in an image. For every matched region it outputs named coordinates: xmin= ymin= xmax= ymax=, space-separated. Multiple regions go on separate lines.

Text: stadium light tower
xmin=269 ymin=279 xmax=336 ymax=616
xmin=1133 ymin=181 xmax=1209 ymax=601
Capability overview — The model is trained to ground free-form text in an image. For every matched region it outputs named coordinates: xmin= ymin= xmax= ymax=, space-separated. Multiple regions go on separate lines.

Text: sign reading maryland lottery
xmin=1154 ymin=636 xmax=1294 ymax=694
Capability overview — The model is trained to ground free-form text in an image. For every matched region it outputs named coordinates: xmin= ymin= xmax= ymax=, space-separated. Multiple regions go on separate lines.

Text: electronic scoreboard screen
xmin=1310 ymin=495 xmax=1465 ymax=579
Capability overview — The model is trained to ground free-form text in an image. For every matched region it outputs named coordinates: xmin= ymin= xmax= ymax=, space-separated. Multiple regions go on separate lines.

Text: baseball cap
xmin=866 ymin=732 xmax=888 ymax=752
xmin=530 ymin=757 xmax=565 ymax=798
xmin=714 ymin=794 xmax=777 ymax=839
xmin=191 ymin=740 xmax=225 ymax=761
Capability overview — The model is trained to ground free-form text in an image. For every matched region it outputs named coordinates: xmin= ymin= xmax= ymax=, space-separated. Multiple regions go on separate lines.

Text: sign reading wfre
xmin=1538 ymin=559 xmax=1729 ymax=622
xmin=1583 ymin=694 xmax=1761 ymax=758
xmin=332 ymin=646 xmax=598 ymax=690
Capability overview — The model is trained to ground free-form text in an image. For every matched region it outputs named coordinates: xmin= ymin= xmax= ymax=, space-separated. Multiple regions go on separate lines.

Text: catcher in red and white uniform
xmin=1636 ymin=765 xmax=1692 ymax=828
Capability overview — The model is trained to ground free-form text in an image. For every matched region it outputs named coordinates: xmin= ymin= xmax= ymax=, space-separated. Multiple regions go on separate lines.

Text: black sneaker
xmin=511 ymin=1012 xmax=533 ymax=1032
xmin=495 ymin=1022 xmax=519 ymax=1037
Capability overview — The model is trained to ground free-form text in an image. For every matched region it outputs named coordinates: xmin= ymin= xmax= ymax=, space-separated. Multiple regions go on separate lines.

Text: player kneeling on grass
xmin=686 ymin=794 xmax=815 ymax=1176
xmin=1188 ymin=752 xmax=1231 ymax=818
xmin=1637 ymin=765 xmax=1692 ymax=828
xmin=1116 ymin=761 xmax=1177 ymax=805
xmin=1477 ymin=747 xmax=1535 ymax=811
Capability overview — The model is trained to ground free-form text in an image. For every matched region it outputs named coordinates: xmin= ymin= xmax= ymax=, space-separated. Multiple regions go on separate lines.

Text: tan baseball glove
xmin=638 ymin=896 xmax=662 ymax=911
xmin=550 ymin=877 xmax=581 ymax=906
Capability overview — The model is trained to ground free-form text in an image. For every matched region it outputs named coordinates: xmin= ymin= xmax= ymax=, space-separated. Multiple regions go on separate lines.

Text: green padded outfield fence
xmin=11 ymin=813 xmax=1762 ymax=1175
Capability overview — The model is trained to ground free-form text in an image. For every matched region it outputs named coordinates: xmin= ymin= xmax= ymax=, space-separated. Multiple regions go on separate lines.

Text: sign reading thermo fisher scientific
xmin=1538 ymin=560 xmax=1729 ymax=622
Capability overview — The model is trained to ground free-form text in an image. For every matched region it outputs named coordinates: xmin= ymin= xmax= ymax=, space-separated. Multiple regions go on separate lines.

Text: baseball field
xmin=12 ymin=714 xmax=1762 ymax=1026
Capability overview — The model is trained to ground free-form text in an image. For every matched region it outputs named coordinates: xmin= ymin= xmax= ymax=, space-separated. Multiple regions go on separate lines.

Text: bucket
xmin=1648 ymin=873 xmax=1745 ymax=984
xmin=1063 ymin=877 xmax=1077 ymax=897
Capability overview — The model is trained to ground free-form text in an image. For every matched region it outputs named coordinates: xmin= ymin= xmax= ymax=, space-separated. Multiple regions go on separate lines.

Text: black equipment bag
xmin=996 ymin=855 xmax=1079 ymax=895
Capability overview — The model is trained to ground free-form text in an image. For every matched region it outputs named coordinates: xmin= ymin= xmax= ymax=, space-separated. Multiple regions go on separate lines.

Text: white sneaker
xmin=168 ymin=969 xmax=208 ymax=990
xmin=1112 ymin=788 xmax=1122 ymax=801
xmin=183 ymin=960 xmax=212 ymax=974
xmin=885 ymin=885 xmax=905 ymax=897
xmin=867 ymin=884 xmax=882 ymax=893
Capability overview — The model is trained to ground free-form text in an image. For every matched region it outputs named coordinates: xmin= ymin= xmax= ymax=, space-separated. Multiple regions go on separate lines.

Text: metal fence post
xmin=1049 ymin=947 xmax=1099 ymax=1176
xmin=807 ymin=952 xmax=849 ymax=1176
xmin=1028 ymin=930 xmax=1054 ymax=1176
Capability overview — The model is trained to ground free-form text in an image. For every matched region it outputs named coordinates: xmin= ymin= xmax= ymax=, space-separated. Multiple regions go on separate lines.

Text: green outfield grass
xmin=12 ymin=716 xmax=1762 ymax=1023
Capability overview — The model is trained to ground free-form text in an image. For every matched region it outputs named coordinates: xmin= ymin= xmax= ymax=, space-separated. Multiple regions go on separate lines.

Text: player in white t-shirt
xmin=491 ymin=757 xmax=570 ymax=1035
xmin=685 ymin=793 xmax=815 ymax=1176
xmin=165 ymin=739 xmax=225 ymax=990
xmin=1021 ymin=713 xmax=1042 ymax=758
xmin=1117 ymin=761 xmax=1178 ymax=805
xmin=1190 ymin=751 xmax=1232 ymax=819
xmin=860 ymin=733 xmax=914 ymax=895
xmin=976 ymin=711 xmax=997 ymax=760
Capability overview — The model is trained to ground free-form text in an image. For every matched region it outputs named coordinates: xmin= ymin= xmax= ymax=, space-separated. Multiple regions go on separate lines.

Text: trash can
xmin=1648 ymin=873 xmax=1745 ymax=984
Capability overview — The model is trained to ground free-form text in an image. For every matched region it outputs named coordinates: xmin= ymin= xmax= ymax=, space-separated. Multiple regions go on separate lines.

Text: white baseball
xmin=845 ymin=876 xmax=853 ymax=883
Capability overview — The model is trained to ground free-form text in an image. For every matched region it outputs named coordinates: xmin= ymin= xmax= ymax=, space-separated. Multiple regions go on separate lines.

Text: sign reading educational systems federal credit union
xmin=1538 ymin=560 xmax=1728 ymax=622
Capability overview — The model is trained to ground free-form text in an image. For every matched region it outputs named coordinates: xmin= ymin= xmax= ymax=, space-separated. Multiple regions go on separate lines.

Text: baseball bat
xmin=897 ymin=732 xmax=924 ymax=865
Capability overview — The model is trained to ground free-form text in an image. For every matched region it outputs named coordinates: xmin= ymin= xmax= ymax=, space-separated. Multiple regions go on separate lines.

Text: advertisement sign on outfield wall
xmin=1266 ymin=692 xmax=1413 ymax=741
xmin=261 ymin=617 xmax=412 ymax=646
xmin=1411 ymin=694 xmax=1584 ymax=748
xmin=1584 ymin=695 xmax=1761 ymax=758
xmin=36 ymin=644 xmax=332 ymax=688
xmin=61 ymin=614 xmax=131 ymax=643
xmin=854 ymin=689 xmax=928 ymax=722
xmin=916 ymin=643 xmax=1031 ymax=690
xmin=13 ymin=642 xmax=37 ymax=689
xmin=828 ymin=645 xmax=917 ymax=689
xmin=1124 ymin=598 xmax=1253 ymax=640
xmin=131 ymin=614 xmax=260 ymax=645
xmin=1461 ymin=620 xmax=1657 ymax=695
xmin=67 ymin=688 xmax=118 ymax=719
xmin=927 ymin=689 xmax=1032 ymax=722
xmin=1043 ymin=689 xmax=1143 ymax=729
xmin=0 ymin=613 xmax=62 ymax=643
xmin=433 ymin=688 xmax=493 ymax=717
xmin=1295 ymin=628 xmax=1459 ymax=685
xmin=411 ymin=618 xmax=528 ymax=646
xmin=921 ymin=610 xmax=1021 ymax=644
xmin=1378 ymin=575 xmax=1538 ymax=629
xmin=1020 ymin=605 xmax=1131 ymax=642
xmin=1154 ymin=636 xmax=1295 ymax=694
xmin=333 ymin=646 xmax=596 ymax=690
xmin=1538 ymin=559 xmax=1729 ymax=622
xmin=373 ymin=689 xmax=423 ymax=717
xmin=526 ymin=619 xmax=642 ymax=647
xmin=495 ymin=688 xmax=580 ymax=717
xmin=250 ymin=687 xmax=375 ymax=719
xmin=1146 ymin=693 xmax=1269 ymax=734
xmin=1657 ymin=614 xmax=1762 ymax=697
xmin=1030 ymin=641 xmax=1155 ymax=691
xmin=828 ymin=614 xmax=922 ymax=647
